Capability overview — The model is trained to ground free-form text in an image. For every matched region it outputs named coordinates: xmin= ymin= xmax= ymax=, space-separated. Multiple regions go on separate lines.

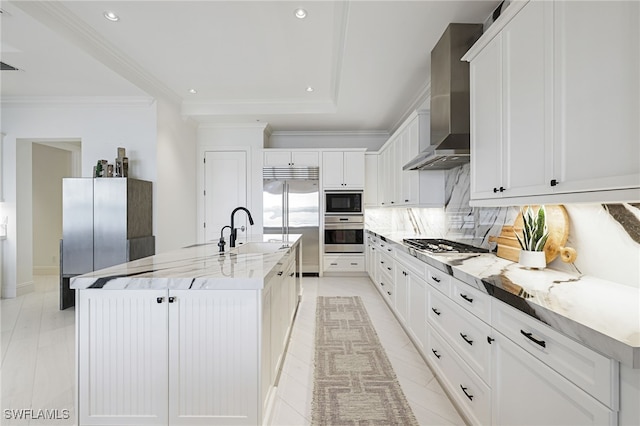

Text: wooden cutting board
xmin=489 ymin=205 xmax=570 ymax=263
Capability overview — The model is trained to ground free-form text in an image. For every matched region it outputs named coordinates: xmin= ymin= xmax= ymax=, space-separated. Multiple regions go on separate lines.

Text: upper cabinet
xmin=322 ymin=150 xmax=365 ymax=189
xmin=377 ymin=111 xmax=445 ymax=207
xmin=264 ymin=150 xmax=319 ymax=167
xmin=464 ymin=0 xmax=640 ymax=205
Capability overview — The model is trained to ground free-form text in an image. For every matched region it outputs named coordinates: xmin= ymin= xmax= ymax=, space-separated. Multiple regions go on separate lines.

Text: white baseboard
xmin=16 ymin=280 xmax=34 ymax=296
xmin=33 ymin=266 xmax=59 ymax=275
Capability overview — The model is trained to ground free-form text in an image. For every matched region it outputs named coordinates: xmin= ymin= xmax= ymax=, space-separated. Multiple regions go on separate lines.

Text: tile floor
xmin=1 ymin=274 xmax=464 ymax=425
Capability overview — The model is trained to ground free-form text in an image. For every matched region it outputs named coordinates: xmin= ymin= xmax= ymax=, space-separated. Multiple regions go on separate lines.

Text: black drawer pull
xmin=432 ymin=349 xmax=441 ymax=359
xmin=460 ymin=333 xmax=473 ymax=345
xmin=520 ymin=330 xmax=546 ymax=348
xmin=289 ymin=272 xmax=295 ymax=276
xmin=387 ymin=291 xmax=392 ymax=296
xmin=460 ymin=293 xmax=474 ymax=303
xmin=350 ymin=262 xmax=358 ymax=266
xmin=156 ymin=297 xmax=165 ymax=304
xmin=402 ymin=271 xmax=408 ymax=276
xmin=380 ymin=282 xmax=385 ymax=287
xmin=431 ymin=276 xmax=441 ymax=283
xmin=460 ymin=385 xmax=474 ymax=401
xmin=168 ymin=296 xmax=176 ymax=303
xmin=431 ymin=307 xmax=441 ymax=316
xmin=387 ymin=248 xmax=392 ymax=252
xmin=277 ymin=271 xmax=284 ymax=276
xmin=387 ymin=267 xmax=391 ymax=271
xmin=380 ymin=261 xmax=384 ymax=264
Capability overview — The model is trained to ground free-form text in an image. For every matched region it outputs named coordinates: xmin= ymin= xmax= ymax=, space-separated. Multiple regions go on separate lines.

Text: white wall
xmin=267 ymin=131 xmax=388 ymax=151
xmin=1 ymin=98 xmax=157 ymax=298
xmin=156 ymin=98 xmax=198 ymax=252
xmin=32 ymin=144 xmax=71 ymax=274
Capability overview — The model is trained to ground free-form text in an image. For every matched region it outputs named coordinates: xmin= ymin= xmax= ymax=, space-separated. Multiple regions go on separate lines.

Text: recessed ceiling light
xmin=306 ymin=86 xmax=314 ymax=92
xmin=294 ymin=8 xmax=307 ymax=19
xmin=103 ymin=11 xmax=119 ymax=22
xmin=189 ymin=88 xmax=197 ymax=94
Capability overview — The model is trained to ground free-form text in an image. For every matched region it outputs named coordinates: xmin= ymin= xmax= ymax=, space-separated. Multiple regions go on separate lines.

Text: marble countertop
xmin=367 ymin=229 xmax=640 ymax=369
xmin=71 ymin=234 xmax=301 ymax=291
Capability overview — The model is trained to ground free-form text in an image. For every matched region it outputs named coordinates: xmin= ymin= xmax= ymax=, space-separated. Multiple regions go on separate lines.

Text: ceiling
xmin=1 ymin=1 xmax=499 ymax=132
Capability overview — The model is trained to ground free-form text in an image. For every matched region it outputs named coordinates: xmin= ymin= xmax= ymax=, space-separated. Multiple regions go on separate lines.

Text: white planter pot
xmin=518 ymin=250 xmax=546 ymax=269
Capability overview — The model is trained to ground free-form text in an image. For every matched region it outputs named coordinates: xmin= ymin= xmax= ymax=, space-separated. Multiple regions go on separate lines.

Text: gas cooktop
xmin=403 ymin=238 xmax=489 ymax=254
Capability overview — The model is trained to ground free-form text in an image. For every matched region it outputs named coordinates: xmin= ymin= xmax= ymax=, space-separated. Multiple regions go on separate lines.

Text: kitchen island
xmin=71 ymin=235 xmax=301 ymax=426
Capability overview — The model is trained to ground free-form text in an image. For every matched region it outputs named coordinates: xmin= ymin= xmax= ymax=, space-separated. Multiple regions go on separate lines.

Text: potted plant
xmin=515 ymin=205 xmax=549 ymax=269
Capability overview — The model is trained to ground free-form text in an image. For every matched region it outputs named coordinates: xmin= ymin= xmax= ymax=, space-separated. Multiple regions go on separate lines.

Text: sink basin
xmin=231 ymin=242 xmax=287 ymax=254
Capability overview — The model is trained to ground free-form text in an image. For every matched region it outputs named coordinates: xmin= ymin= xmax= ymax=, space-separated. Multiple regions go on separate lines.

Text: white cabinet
xmin=468 ymin=0 xmax=553 ymax=201
xmin=376 ymin=112 xmax=446 ymax=207
xmin=552 ymin=0 xmax=640 ymax=195
xmin=465 ymin=0 xmax=640 ymax=205
xmin=492 ymin=332 xmax=615 ymax=425
xmin=264 ymin=150 xmax=319 ymax=167
xmin=322 ymin=150 xmax=365 ymax=189
xmin=324 ymin=253 xmax=365 ymax=272
xmin=364 ymin=153 xmax=379 ymax=206
xmin=77 ymin=290 xmax=260 ymax=426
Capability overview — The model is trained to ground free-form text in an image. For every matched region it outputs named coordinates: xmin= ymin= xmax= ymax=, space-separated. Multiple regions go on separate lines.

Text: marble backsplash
xmin=366 ymin=164 xmax=640 ymax=288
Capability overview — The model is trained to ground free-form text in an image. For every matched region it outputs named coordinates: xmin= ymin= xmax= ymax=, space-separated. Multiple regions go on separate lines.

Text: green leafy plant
xmin=515 ymin=205 xmax=549 ymax=252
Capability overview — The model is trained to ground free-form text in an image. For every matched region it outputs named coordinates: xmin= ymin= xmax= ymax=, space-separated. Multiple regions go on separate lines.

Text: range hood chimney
xmin=404 ymin=23 xmax=482 ymax=171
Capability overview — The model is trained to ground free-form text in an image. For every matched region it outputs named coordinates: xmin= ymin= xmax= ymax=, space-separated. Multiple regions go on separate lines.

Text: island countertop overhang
xmin=70 ymin=234 xmax=302 ymax=291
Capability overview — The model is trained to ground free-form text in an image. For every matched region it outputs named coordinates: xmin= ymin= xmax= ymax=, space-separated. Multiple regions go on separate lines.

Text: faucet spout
xmin=230 ymin=207 xmax=254 ymax=248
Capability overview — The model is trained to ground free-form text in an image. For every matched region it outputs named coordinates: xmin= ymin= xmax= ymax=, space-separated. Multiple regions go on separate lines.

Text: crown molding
xmin=1 ymin=96 xmax=155 ymax=108
xmin=198 ymin=122 xmax=270 ymax=130
xmin=182 ymin=99 xmax=337 ymax=116
xmin=271 ymin=130 xmax=389 ymax=137
xmin=13 ymin=1 xmax=182 ymax=106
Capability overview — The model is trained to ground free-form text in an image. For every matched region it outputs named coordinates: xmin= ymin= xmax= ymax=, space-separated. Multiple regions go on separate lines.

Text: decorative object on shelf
xmin=515 ymin=205 xmax=548 ymax=269
xmin=115 ymin=147 xmax=128 ymax=177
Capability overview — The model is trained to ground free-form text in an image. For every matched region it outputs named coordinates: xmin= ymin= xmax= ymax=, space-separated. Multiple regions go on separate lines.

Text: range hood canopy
xmin=404 ymin=23 xmax=482 ymax=171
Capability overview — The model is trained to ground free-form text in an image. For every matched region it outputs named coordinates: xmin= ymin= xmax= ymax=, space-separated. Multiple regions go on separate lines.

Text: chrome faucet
xmin=229 ymin=207 xmax=254 ymax=248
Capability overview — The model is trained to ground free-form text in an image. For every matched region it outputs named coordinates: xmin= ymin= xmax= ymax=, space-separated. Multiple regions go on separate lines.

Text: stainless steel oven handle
xmin=324 ymin=223 xmax=365 ymax=230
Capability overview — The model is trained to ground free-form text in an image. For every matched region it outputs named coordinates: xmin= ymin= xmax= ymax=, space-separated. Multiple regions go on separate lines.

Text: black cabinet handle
xmin=391 ymin=201 xmax=395 ymax=204
xmin=431 ymin=307 xmax=441 ymax=316
xmin=387 ymin=267 xmax=391 ymax=271
xmin=432 ymin=349 xmax=441 ymax=359
xmin=487 ymin=337 xmax=495 ymax=344
xmin=405 ymin=199 xmax=409 ymax=202
xmin=380 ymin=282 xmax=385 ymax=287
xmin=156 ymin=297 xmax=165 ymax=304
xmin=277 ymin=271 xmax=284 ymax=276
xmin=350 ymin=263 xmax=358 ymax=266
xmin=550 ymin=179 xmax=558 ymax=187
xmin=380 ymin=261 xmax=384 ymax=264
xmin=521 ymin=330 xmax=546 ymax=348
xmin=493 ymin=187 xmax=498 ymax=193
xmin=460 ymin=333 xmax=473 ymax=345
xmin=431 ymin=276 xmax=441 ymax=283
xmin=289 ymin=272 xmax=295 ymax=276
xmin=387 ymin=248 xmax=392 ymax=252
xmin=460 ymin=293 xmax=474 ymax=303
xmin=387 ymin=291 xmax=392 ymax=296
xmin=499 ymin=186 xmax=505 ymax=192
xmin=339 ymin=218 xmax=349 ymax=221
xmin=402 ymin=271 xmax=408 ymax=276
xmin=168 ymin=296 xmax=176 ymax=303
xmin=460 ymin=385 xmax=474 ymax=401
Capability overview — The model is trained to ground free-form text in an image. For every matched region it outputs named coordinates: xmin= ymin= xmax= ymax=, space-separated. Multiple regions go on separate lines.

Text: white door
xmin=322 ymin=151 xmax=344 ymax=188
xmin=77 ymin=290 xmax=169 ymax=425
xmin=492 ymin=332 xmax=614 ymax=425
xmin=168 ymin=290 xmax=260 ymax=425
xmin=264 ymin=151 xmax=292 ymax=166
xmin=204 ymin=151 xmax=247 ymax=243
xmin=343 ymin=151 xmax=365 ymax=189
xmin=553 ymin=1 xmax=640 ymax=193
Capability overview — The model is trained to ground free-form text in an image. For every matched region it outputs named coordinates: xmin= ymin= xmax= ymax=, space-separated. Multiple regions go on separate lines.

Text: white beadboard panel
xmin=77 ymin=290 xmax=168 ymax=425
xmin=168 ymin=290 xmax=260 ymax=425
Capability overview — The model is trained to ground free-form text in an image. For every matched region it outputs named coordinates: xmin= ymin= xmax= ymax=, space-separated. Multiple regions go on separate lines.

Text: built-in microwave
xmin=324 ymin=191 xmax=363 ymax=215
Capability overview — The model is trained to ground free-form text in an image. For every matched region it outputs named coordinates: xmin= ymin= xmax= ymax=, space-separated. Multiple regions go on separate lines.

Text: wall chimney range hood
xmin=404 ymin=23 xmax=482 ymax=171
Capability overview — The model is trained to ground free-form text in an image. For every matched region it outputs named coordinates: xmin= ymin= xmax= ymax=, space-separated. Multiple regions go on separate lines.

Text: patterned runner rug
xmin=312 ymin=296 xmax=419 ymax=425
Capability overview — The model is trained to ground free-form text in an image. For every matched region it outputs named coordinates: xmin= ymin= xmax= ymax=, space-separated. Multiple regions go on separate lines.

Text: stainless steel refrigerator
xmin=263 ymin=167 xmax=319 ymax=274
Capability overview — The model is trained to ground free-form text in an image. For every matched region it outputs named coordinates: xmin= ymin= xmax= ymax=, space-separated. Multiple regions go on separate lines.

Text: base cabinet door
xmin=492 ymin=332 xmax=615 ymax=426
xmin=77 ymin=290 xmax=169 ymax=426
xmin=168 ymin=290 xmax=260 ymax=425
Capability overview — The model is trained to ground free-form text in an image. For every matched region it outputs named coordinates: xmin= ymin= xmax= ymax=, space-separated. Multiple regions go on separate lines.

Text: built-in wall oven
xmin=324 ymin=215 xmax=364 ymax=253
xmin=325 ymin=191 xmax=363 ymax=215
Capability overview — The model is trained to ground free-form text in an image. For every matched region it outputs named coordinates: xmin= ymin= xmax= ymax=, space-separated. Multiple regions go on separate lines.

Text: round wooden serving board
xmin=513 ymin=205 xmax=569 ymax=263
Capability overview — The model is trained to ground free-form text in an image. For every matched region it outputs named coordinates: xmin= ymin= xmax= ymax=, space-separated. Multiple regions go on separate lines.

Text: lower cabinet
xmin=491 ymin=331 xmax=616 ymax=425
xmin=77 ymin=251 xmax=298 ymax=425
xmin=324 ymin=253 xmax=365 ymax=272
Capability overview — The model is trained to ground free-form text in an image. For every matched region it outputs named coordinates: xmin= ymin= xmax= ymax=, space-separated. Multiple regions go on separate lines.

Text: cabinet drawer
xmin=427 ymin=325 xmax=491 ymax=426
xmin=378 ymin=268 xmax=394 ymax=303
xmin=378 ymin=252 xmax=394 ymax=275
xmin=377 ymin=240 xmax=395 ymax=256
xmin=426 ymin=264 xmax=451 ymax=295
xmin=450 ymin=278 xmax=491 ymax=323
xmin=324 ymin=254 xmax=364 ymax=272
xmin=492 ymin=299 xmax=618 ymax=409
xmin=395 ymin=249 xmax=427 ymax=280
xmin=428 ymin=288 xmax=491 ymax=384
